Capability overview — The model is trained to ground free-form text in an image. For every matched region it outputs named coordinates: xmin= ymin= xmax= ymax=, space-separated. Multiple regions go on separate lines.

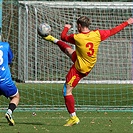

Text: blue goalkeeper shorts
xmin=0 ymin=80 xmax=18 ymax=98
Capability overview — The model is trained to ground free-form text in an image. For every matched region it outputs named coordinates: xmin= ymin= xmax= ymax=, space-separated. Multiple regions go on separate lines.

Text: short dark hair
xmin=77 ymin=16 xmax=91 ymax=28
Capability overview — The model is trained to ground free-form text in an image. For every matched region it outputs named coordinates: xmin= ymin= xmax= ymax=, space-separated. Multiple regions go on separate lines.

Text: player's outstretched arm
xmin=99 ymin=18 xmax=133 ymax=41
xmin=126 ymin=18 xmax=133 ymax=25
xmin=108 ymin=18 xmax=133 ymax=37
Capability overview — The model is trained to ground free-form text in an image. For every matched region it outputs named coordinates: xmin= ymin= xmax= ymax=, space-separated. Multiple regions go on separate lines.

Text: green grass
xmin=0 ymin=111 xmax=133 ymax=133
xmin=0 ymin=83 xmax=133 ymax=109
xmin=0 ymin=83 xmax=133 ymax=132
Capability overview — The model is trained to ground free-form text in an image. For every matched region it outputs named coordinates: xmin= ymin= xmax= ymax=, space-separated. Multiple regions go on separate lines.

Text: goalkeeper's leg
xmin=43 ymin=35 xmax=74 ymax=57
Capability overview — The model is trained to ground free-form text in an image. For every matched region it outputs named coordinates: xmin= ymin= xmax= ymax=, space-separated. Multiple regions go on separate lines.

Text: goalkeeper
xmin=0 ymin=41 xmax=20 ymax=126
xmin=38 ymin=16 xmax=133 ymax=126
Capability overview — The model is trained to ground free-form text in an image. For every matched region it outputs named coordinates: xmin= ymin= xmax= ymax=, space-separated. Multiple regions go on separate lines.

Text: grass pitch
xmin=0 ymin=83 xmax=133 ymax=132
xmin=0 ymin=111 xmax=133 ymax=133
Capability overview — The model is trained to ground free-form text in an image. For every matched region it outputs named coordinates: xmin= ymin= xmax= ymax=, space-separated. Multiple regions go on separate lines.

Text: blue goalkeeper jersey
xmin=0 ymin=42 xmax=13 ymax=83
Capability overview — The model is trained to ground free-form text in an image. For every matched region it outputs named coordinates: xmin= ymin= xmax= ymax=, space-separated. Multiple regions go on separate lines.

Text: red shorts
xmin=66 ymin=51 xmax=89 ymax=87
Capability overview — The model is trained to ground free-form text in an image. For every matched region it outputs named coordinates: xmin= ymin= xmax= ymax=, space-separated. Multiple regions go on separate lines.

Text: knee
xmin=14 ymin=92 xmax=20 ymax=100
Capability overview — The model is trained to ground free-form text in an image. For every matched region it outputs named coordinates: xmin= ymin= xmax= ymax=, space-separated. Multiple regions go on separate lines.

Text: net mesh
xmin=0 ymin=0 xmax=132 ymax=111
xmin=17 ymin=1 xmax=133 ymax=82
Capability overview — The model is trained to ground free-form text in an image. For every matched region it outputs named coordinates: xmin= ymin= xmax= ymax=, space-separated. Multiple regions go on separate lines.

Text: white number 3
xmin=0 ymin=50 xmax=3 ymax=65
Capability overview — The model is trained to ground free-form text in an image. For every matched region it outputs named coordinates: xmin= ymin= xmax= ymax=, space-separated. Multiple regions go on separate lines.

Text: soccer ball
xmin=38 ymin=23 xmax=51 ymax=37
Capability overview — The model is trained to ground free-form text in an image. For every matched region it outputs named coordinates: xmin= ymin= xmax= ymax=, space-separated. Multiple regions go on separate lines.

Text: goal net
xmin=18 ymin=1 xmax=133 ymax=83
xmin=0 ymin=0 xmax=133 ymax=111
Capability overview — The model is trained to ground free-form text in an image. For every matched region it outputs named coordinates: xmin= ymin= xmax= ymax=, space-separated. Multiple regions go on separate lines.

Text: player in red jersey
xmin=38 ymin=17 xmax=133 ymax=126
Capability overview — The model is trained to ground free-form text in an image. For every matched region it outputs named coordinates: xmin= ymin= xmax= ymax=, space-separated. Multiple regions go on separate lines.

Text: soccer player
xmin=38 ymin=17 xmax=133 ymax=126
xmin=0 ymin=41 xmax=20 ymax=126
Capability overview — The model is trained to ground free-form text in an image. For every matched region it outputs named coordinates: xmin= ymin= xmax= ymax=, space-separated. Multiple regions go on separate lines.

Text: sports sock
xmin=7 ymin=109 xmax=12 ymax=115
xmin=64 ymin=95 xmax=75 ymax=114
xmin=7 ymin=103 xmax=16 ymax=114
xmin=57 ymin=40 xmax=72 ymax=53
xmin=70 ymin=112 xmax=76 ymax=117
xmin=53 ymin=39 xmax=58 ymax=43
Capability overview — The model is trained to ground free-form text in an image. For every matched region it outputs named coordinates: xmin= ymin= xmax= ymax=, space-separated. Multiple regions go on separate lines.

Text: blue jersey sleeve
xmin=8 ymin=46 xmax=13 ymax=64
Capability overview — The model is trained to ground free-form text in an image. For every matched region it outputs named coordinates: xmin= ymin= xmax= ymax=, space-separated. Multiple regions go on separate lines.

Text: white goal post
xmin=18 ymin=1 xmax=133 ymax=84
xmin=19 ymin=1 xmax=133 ymax=9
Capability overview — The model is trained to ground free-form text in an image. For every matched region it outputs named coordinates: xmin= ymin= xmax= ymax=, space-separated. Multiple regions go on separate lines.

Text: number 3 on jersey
xmin=86 ymin=42 xmax=94 ymax=56
xmin=0 ymin=50 xmax=3 ymax=65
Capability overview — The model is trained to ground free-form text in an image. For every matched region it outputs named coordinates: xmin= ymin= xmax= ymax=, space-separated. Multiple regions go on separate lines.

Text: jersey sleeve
xmin=99 ymin=21 xmax=129 ymax=41
xmin=61 ymin=27 xmax=75 ymax=44
xmin=8 ymin=46 xmax=13 ymax=64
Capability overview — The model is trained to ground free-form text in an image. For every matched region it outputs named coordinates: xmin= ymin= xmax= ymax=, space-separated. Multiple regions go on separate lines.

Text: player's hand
xmin=64 ymin=24 xmax=71 ymax=29
xmin=127 ymin=18 xmax=133 ymax=25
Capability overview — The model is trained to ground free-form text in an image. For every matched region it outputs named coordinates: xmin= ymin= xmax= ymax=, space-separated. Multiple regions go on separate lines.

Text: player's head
xmin=77 ymin=16 xmax=91 ymax=32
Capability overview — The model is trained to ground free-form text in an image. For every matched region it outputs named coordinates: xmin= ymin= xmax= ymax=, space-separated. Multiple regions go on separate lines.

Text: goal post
xmin=0 ymin=0 xmax=133 ymax=111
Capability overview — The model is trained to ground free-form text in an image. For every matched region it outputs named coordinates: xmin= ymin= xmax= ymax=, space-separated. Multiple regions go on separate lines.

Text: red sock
xmin=57 ymin=40 xmax=71 ymax=53
xmin=64 ymin=95 xmax=75 ymax=114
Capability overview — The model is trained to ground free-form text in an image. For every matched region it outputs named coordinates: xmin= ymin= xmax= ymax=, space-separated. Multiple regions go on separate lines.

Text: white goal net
xmin=18 ymin=1 xmax=133 ymax=84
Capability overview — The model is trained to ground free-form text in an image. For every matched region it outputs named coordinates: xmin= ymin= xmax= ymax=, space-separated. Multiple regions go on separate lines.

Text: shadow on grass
xmin=0 ymin=121 xmax=44 ymax=126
